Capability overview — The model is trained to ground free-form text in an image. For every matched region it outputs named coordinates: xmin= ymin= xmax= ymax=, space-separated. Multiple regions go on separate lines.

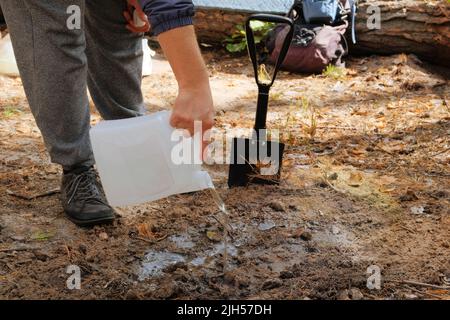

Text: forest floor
xmin=0 ymin=49 xmax=449 ymax=300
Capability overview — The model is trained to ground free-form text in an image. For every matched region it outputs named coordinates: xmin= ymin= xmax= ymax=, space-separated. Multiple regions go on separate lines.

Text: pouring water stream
xmin=208 ymin=188 xmax=231 ymax=274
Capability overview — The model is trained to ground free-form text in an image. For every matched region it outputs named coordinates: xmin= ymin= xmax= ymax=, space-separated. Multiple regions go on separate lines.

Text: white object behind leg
xmin=0 ymin=34 xmax=20 ymax=76
xmin=142 ymin=38 xmax=154 ymax=77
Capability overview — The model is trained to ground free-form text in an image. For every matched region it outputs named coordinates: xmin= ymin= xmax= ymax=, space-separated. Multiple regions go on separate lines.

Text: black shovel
xmin=228 ymin=14 xmax=294 ymax=188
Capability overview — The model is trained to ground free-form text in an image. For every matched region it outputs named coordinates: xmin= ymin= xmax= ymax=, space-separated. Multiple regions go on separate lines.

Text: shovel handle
xmin=246 ymin=14 xmax=293 ymax=131
xmin=254 ymin=86 xmax=269 ymax=131
xmin=245 ymin=14 xmax=294 ymax=88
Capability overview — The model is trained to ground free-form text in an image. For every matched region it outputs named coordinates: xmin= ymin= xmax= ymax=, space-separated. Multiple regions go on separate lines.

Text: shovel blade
xmin=228 ymin=137 xmax=285 ymax=187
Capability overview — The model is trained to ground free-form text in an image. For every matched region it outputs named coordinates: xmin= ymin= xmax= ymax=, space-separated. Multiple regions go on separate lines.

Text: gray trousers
xmin=0 ymin=0 xmax=145 ymax=169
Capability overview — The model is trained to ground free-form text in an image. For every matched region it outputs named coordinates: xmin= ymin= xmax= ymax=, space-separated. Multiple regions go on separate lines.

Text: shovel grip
xmin=246 ymin=14 xmax=294 ymax=131
xmin=245 ymin=14 xmax=294 ymax=88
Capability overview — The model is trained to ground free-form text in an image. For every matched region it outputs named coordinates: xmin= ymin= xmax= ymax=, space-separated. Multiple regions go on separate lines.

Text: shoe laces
xmin=66 ymin=168 xmax=109 ymax=206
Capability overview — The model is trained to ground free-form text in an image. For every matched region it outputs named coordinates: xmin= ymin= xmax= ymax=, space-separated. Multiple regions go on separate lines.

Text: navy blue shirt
xmin=139 ymin=0 xmax=195 ymax=36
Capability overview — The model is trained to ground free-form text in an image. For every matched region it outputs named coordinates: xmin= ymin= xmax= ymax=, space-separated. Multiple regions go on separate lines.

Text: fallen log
xmin=193 ymin=0 xmax=450 ymax=66
xmin=352 ymin=0 xmax=450 ymax=66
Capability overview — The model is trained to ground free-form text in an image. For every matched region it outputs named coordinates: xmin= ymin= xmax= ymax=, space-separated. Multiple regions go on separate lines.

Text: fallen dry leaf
xmin=348 ymin=172 xmax=364 ymax=187
xmin=137 ymin=223 xmax=154 ymax=239
xmin=427 ymin=289 xmax=450 ymax=296
xmin=352 ymin=148 xmax=367 ymax=156
xmin=206 ymin=230 xmax=221 ymax=242
xmin=379 ymin=184 xmax=397 ymax=193
xmin=98 ymin=232 xmax=109 ymax=241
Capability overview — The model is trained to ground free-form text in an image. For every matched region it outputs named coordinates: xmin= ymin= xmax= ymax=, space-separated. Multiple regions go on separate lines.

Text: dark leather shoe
xmin=61 ymin=166 xmax=115 ymax=227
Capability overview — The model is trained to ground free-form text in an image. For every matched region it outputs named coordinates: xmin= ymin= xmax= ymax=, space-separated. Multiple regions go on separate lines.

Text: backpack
xmin=266 ymin=0 xmax=357 ymax=74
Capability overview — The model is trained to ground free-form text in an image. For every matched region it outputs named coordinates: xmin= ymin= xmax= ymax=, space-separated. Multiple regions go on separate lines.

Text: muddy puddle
xmin=136 ymin=221 xmax=358 ymax=281
xmin=137 ymin=241 xmax=239 ymax=280
xmin=138 ymin=251 xmax=186 ymax=280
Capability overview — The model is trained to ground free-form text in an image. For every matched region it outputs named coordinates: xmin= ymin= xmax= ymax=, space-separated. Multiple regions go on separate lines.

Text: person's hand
xmin=170 ymin=84 xmax=215 ymax=157
xmin=123 ymin=0 xmax=151 ymax=33
xmin=157 ymin=25 xmax=214 ymax=159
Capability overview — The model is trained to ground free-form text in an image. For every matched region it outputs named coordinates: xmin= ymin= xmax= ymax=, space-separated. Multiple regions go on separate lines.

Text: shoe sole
xmin=65 ymin=214 xmax=115 ymax=227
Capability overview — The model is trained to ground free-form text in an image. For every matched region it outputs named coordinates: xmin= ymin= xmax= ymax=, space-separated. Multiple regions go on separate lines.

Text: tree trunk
xmin=194 ymin=9 xmax=251 ymax=43
xmin=193 ymin=0 xmax=450 ymax=66
xmin=352 ymin=0 xmax=450 ymax=66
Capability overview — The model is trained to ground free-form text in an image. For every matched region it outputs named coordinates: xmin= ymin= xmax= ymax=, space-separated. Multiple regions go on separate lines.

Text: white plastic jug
xmin=90 ymin=111 xmax=213 ymax=207
xmin=0 ymin=34 xmax=20 ymax=77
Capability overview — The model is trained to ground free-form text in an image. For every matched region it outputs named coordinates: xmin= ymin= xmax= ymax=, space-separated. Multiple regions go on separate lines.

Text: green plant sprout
xmin=224 ymin=21 xmax=275 ymax=53
xmin=322 ymin=64 xmax=345 ymax=80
